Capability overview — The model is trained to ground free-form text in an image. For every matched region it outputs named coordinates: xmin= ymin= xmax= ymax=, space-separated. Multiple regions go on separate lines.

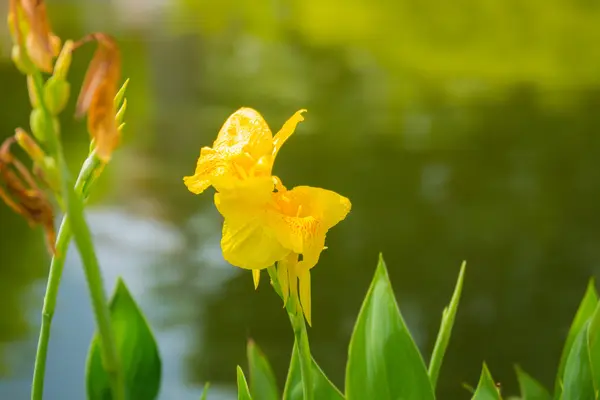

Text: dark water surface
xmin=1 ymin=2 xmax=600 ymax=399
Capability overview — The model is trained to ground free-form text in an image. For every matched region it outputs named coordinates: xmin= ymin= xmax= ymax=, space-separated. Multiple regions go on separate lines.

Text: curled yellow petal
xmin=298 ymin=268 xmax=312 ymax=326
xmin=183 ymin=108 xmax=307 ymax=195
xmin=272 ymin=109 xmax=306 ymax=159
xmin=252 ymin=269 xmax=260 ymax=290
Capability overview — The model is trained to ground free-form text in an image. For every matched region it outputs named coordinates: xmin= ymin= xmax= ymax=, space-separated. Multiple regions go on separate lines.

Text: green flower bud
xmin=114 ymin=78 xmax=129 ymax=109
xmin=30 ymin=108 xmax=48 ymax=143
xmin=115 ymin=98 xmax=127 ymax=126
xmin=44 ymin=76 xmax=70 ymax=115
xmin=54 ymin=40 xmax=74 ymax=80
xmin=26 ymin=75 xmax=39 ymax=108
xmin=11 ymin=45 xmax=36 ymax=75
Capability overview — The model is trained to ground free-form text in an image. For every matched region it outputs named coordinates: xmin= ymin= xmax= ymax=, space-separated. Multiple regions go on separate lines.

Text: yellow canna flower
xmin=183 ymin=108 xmax=306 ymax=195
xmin=214 ymin=184 xmax=351 ymax=325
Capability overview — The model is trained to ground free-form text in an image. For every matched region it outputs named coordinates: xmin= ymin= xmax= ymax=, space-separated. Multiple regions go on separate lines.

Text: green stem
xmin=30 ymin=70 xmax=124 ymax=400
xmin=267 ymin=266 xmax=313 ymax=400
xmin=31 ymin=152 xmax=103 ymax=400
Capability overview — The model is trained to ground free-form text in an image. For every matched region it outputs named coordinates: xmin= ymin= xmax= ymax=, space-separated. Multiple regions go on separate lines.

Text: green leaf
xmin=428 ymin=260 xmax=466 ymax=389
xmin=345 ymin=254 xmax=435 ymax=400
xmin=237 ymin=366 xmax=253 ymax=400
xmin=86 ymin=278 xmax=161 ymax=400
xmin=247 ymin=340 xmax=279 ymax=400
xmin=472 ymin=364 xmax=502 ymax=400
xmin=283 ymin=341 xmax=344 ymax=400
xmin=200 ymin=382 xmax=210 ymax=400
xmin=587 ymin=302 xmax=600 ymax=395
xmin=554 ymin=279 xmax=597 ymax=399
xmin=515 ymin=366 xmax=551 ymax=400
xmin=562 ymin=321 xmax=595 ymax=400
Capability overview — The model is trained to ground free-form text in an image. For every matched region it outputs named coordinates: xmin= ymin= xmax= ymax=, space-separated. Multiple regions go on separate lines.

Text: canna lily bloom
xmin=0 ymin=137 xmax=55 ymax=254
xmin=8 ymin=0 xmax=61 ymax=72
xmin=214 ymin=183 xmax=351 ymax=326
xmin=74 ymin=33 xmax=121 ymax=163
xmin=183 ymin=108 xmax=306 ymax=195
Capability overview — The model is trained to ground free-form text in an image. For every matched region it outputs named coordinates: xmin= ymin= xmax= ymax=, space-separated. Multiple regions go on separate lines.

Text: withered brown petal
xmin=0 ymin=136 xmax=56 ymax=254
xmin=74 ymin=33 xmax=121 ymax=162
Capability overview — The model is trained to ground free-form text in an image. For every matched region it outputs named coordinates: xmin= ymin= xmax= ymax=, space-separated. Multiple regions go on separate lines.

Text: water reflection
xmin=1 ymin=1 xmax=600 ymax=399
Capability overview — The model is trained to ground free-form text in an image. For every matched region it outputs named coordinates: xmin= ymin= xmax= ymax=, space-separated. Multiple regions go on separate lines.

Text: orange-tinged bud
xmin=21 ymin=0 xmax=60 ymax=72
xmin=74 ymin=33 xmax=121 ymax=162
xmin=8 ymin=0 xmax=60 ymax=73
xmin=15 ymin=128 xmax=45 ymax=165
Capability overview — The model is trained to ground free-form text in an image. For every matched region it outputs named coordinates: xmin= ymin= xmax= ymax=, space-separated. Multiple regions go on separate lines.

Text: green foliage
xmin=587 ymin=304 xmax=600 ymax=394
xmin=429 ymin=261 xmax=466 ymax=389
xmin=236 ymin=257 xmax=600 ymax=400
xmin=247 ymin=340 xmax=279 ymax=400
xmin=472 ymin=364 xmax=502 ymax=400
xmin=554 ymin=279 xmax=598 ymax=399
xmin=199 ymin=382 xmax=210 ymax=400
xmin=236 ymin=366 xmax=253 ymax=400
xmin=86 ymin=278 xmax=161 ymax=400
xmin=282 ymin=341 xmax=344 ymax=400
xmin=345 ymin=255 xmax=434 ymax=399
xmin=515 ymin=366 xmax=551 ymax=400
xmin=561 ymin=321 xmax=594 ymax=400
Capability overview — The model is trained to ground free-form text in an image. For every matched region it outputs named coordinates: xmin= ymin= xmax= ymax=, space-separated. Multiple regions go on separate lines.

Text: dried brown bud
xmin=74 ymin=33 xmax=121 ymax=163
xmin=0 ymin=137 xmax=55 ymax=254
xmin=8 ymin=0 xmax=60 ymax=73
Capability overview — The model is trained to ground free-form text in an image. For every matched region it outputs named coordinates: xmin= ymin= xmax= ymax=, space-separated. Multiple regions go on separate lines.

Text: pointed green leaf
xmin=428 ymin=261 xmax=466 ymax=389
xmin=587 ymin=302 xmax=600 ymax=395
xmin=345 ymin=254 xmax=435 ymax=400
xmin=515 ymin=366 xmax=551 ymax=400
xmin=472 ymin=364 xmax=502 ymax=400
xmin=200 ymin=382 xmax=210 ymax=400
xmin=283 ymin=341 xmax=344 ymax=400
xmin=237 ymin=366 xmax=253 ymax=400
xmin=86 ymin=278 xmax=161 ymax=400
xmin=562 ymin=321 xmax=595 ymax=400
xmin=554 ymin=279 xmax=597 ymax=399
xmin=247 ymin=340 xmax=279 ymax=400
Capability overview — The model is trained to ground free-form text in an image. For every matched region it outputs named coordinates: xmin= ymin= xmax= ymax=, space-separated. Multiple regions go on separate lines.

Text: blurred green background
xmin=2 ymin=0 xmax=600 ymax=398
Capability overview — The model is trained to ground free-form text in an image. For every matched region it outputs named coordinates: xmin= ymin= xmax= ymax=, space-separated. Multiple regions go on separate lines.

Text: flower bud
xmin=53 ymin=40 xmax=73 ymax=80
xmin=29 ymin=108 xmax=47 ymax=142
xmin=11 ymin=45 xmax=36 ymax=75
xmin=27 ymin=75 xmax=39 ymax=108
xmin=44 ymin=76 xmax=70 ymax=115
xmin=14 ymin=128 xmax=45 ymax=165
xmin=114 ymin=78 xmax=129 ymax=109
xmin=115 ymin=98 xmax=127 ymax=126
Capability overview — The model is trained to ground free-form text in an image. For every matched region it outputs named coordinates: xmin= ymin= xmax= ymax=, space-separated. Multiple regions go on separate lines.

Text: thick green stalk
xmin=267 ymin=266 xmax=313 ymax=400
xmin=30 ymin=71 xmax=124 ymax=400
xmin=31 ymin=153 xmax=103 ymax=400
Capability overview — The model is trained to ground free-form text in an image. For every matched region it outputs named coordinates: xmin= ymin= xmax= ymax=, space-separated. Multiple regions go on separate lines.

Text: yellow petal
xmin=298 ymin=268 xmax=312 ymax=326
xmin=252 ymin=269 xmax=260 ymax=290
xmin=267 ymin=186 xmax=351 ymax=269
xmin=272 ymin=109 xmax=306 ymax=159
xmin=213 ymin=108 xmax=273 ymax=160
xmin=220 ymin=219 xmax=288 ymax=270
xmin=184 ymin=108 xmax=278 ymax=194
xmin=277 ymin=258 xmax=289 ymax=306
xmin=183 ymin=147 xmax=223 ymax=194
xmin=288 ymin=254 xmax=299 ymax=303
